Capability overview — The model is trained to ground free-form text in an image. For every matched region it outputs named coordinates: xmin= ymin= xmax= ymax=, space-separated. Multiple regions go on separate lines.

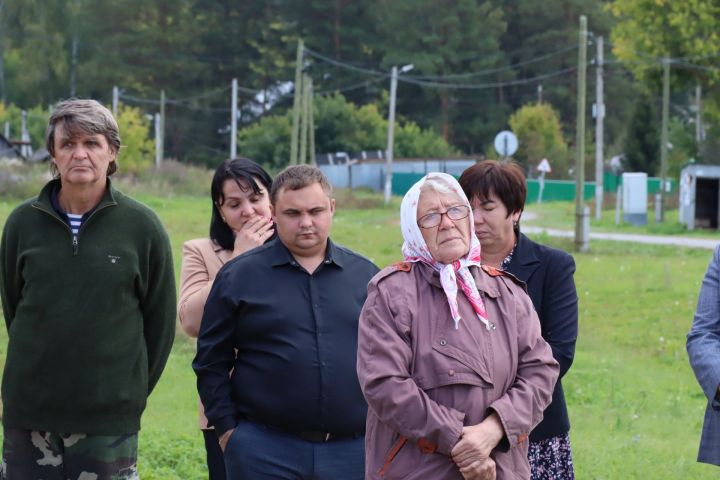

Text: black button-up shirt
xmin=193 ymin=237 xmax=379 ymax=436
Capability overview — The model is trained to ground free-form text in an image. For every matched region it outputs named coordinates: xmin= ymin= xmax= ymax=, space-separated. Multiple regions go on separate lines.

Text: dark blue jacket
xmin=506 ymin=232 xmax=578 ymax=441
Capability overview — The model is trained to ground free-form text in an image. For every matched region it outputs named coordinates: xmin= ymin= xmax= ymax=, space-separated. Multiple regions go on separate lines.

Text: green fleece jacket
xmin=0 ymin=179 xmax=176 ymax=435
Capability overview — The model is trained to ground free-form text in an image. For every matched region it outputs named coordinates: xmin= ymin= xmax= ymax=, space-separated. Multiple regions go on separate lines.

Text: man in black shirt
xmin=194 ymin=165 xmax=379 ymax=479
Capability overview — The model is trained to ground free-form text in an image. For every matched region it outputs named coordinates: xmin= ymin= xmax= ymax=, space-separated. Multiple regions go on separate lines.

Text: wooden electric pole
xmin=594 ymin=36 xmax=604 ymax=220
xmin=308 ymin=79 xmax=316 ymax=166
xmin=230 ymin=78 xmax=238 ymax=158
xmin=696 ymin=84 xmax=702 ymax=144
xmin=659 ymin=58 xmax=670 ymax=222
xmin=574 ymin=15 xmax=589 ymax=252
xmin=290 ymin=39 xmax=304 ymax=165
xmin=299 ymin=73 xmax=311 ymax=165
xmin=112 ymin=86 xmax=119 ymax=117
xmin=159 ymin=89 xmax=165 ymax=164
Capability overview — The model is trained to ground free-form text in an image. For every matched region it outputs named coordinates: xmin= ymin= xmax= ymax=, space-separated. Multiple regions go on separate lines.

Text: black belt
xmin=245 ymin=417 xmax=363 ymax=443
xmin=297 ymin=430 xmax=363 ymax=443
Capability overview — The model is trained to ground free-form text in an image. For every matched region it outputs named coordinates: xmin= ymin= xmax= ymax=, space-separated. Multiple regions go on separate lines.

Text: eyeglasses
xmin=417 ymin=205 xmax=470 ymax=229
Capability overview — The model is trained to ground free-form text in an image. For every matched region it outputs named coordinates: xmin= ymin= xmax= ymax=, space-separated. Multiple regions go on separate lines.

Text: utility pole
xmin=659 ymin=58 xmax=670 ymax=222
xmin=696 ymin=84 xmax=702 ymax=144
xmin=230 ymin=78 xmax=238 ymax=158
xmin=384 ymin=66 xmax=400 ymax=204
xmin=574 ymin=15 xmax=588 ymax=252
xmin=0 ymin=0 xmax=6 ymax=103
xmin=159 ymin=89 xmax=165 ymax=164
xmin=112 ymin=86 xmax=119 ymax=117
xmin=70 ymin=32 xmax=78 ymax=97
xmin=299 ymin=73 xmax=311 ymax=165
xmin=290 ymin=39 xmax=304 ymax=165
xmin=154 ymin=113 xmax=161 ymax=167
xmin=383 ymin=64 xmax=413 ymax=203
xmin=308 ymin=78 xmax=316 ymax=166
xmin=594 ymin=36 xmax=604 ymax=221
xmin=20 ymin=110 xmax=31 ymax=157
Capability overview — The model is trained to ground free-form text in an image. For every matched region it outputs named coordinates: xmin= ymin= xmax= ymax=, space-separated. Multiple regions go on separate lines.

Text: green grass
xmin=0 ymin=190 xmax=718 ymax=478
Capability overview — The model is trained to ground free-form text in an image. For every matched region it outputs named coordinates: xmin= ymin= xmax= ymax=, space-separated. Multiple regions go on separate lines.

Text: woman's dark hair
xmin=210 ymin=157 xmax=273 ymax=250
xmin=458 ymin=160 xmax=526 ymax=231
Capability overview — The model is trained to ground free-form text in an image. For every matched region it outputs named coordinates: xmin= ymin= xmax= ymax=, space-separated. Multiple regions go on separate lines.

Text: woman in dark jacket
xmin=460 ymin=160 xmax=578 ymax=480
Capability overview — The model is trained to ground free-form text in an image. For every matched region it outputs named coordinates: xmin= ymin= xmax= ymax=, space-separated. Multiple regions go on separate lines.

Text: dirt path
xmin=522 ymin=225 xmax=718 ymax=250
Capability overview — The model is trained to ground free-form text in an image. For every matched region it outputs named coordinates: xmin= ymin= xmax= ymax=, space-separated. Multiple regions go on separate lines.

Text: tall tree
xmin=280 ymin=0 xmax=383 ymax=107
xmin=624 ymin=93 xmax=659 ymax=174
xmin=609 ymin=0 xmax=720 ymax=87
xmin=373 ymin=0 xmax=506 ymax=151
xmin=496 ymin=0 xmax=635 ymax=150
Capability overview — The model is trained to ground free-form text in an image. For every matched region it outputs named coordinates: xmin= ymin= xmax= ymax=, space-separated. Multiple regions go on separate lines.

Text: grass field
xmin=0 ymin=191 xmax=718 ymax=479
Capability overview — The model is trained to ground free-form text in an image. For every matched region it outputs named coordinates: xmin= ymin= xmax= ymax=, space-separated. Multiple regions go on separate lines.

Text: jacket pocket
xmin=414 ymin=342 xmax=493 ymax=390
xmin=378 ymin=435 xmax=408 ymax=478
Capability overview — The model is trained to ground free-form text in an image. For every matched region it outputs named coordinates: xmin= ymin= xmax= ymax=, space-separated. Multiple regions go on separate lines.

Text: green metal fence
xmin=392 ymin=172 xmax=676 ymax=200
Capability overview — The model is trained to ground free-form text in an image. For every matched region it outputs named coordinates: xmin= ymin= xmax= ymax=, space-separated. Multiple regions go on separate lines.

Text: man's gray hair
xmin=46 ymin=99 xmax=121 ymax=178
xmin=270 ymin=165 xmax=332 ymax=204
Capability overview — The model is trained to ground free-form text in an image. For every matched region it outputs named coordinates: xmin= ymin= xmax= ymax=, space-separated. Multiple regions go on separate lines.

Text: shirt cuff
xmin=213 ymin=416 xmax=237 ymax=438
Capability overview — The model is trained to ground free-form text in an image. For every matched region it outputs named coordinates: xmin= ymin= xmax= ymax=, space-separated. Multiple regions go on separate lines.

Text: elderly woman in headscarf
xmin=357 ymin=172 xmax=559 ymax=480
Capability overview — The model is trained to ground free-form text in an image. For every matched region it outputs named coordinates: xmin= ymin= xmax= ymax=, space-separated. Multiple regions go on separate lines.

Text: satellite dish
xmin=494 ymin=130 xmax=518 ymax=158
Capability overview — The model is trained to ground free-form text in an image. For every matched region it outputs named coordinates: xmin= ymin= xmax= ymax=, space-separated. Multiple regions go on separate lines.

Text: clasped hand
xmin=450 ymin=413 xmax=504 ymax=480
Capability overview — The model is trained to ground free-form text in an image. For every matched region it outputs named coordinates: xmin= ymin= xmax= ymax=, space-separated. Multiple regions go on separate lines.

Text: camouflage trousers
xmin=1 ymin=427 xmax=139 ymax=480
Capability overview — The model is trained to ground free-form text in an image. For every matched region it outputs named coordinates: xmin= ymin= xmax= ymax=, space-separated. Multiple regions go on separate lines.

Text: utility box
xmin=622 ymin=172 xmax=647 ymax=226
xmin=679 ymin=164 xmax=720 ymax=230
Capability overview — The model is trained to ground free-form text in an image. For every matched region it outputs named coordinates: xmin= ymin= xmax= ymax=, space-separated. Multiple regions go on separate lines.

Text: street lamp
xmin=384 ymin=63 xmax=414 ymax=204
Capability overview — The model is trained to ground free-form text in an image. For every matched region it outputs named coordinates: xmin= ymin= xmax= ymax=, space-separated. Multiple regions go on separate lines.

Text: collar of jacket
xmin=32 ymin=178 xmax=118 ymax=220
xmin=506 ymin=232 xmax=540 ymax=283
xmin=414 ymin=260 xmax=500 ymax=299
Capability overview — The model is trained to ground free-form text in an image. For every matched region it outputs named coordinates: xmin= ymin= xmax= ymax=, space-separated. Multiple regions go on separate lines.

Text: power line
xmin=169 ymin=85 xmax=234 ymax=104
xmin=406 ymin=45 xmax=578 ymax=80
xmin=118 ymin=93 xmax=161 ymax=105
xmin=399 ymin=66 xmax=577 ymax=90
xmin=671 ymin=61 xmax=720 ymax=74
xmin=604 ymin=40 xmax=720 ymax=68
xmin=303 ymin=48 xmax=388 ymax=77
xmin=315 ymin=77 xmax=387 ymax=95
xmin=305 ymin=45 xmax=583 ymax=91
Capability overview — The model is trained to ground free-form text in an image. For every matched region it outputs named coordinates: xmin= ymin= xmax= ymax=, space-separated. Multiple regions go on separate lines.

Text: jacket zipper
xmin=32 ymin=202 xmax=115 ymax=256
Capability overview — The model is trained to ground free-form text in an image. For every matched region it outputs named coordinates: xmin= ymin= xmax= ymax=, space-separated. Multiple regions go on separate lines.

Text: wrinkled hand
xmin=451 ymin=413 xmax=504 ymax=470
xmin=232 ymin=216 xmax=274 ymax=257
xmin=459 ymin=457 xmax=496 ymax=480
xmin=218 ymin=428 xmax=234 ymax=452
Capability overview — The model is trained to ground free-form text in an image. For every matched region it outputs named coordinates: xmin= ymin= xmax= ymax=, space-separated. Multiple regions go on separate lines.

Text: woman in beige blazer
xmin=178 ymin=157 xmax=274 ymax=479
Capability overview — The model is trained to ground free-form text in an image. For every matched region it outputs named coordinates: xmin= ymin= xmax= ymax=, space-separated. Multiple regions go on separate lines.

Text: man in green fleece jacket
xmin=0 ymin=99 xmax=176 ymax=479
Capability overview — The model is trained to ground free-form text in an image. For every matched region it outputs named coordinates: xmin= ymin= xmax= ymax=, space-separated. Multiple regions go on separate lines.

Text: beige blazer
xmin=178 ymin=237 xmax=233 ymax=429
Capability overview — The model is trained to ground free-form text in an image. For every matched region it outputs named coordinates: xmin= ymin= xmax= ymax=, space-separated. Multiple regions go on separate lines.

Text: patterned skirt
xmin=528 ymin=433 xmax=574 ymax=480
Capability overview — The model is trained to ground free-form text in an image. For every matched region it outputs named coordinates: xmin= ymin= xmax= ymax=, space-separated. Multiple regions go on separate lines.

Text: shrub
xmin=238 ymin=114 xmax=292 ymax=170
xmin=395 ymin=121 xmax=460 ymax=158
xmin=117 ymin=160 xmax=213 ymax=197
xmin=116 ymin=105 xmax=154 ymax=175
xmin=238 ymin=93 xmax=458 ymax=168
xmin=509 ymin=103 xmax=569 ymax=178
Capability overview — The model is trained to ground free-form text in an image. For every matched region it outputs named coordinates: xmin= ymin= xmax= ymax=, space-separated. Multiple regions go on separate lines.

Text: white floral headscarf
xmin=400 ymin=172 xmax=492 ymax=330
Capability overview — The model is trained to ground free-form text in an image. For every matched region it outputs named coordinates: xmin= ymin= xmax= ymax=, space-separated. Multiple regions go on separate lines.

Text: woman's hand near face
xmin=451 ymin=412 xmax=504 ymax=470
xmin=231 ymin=215 xmax=274 ymax=258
